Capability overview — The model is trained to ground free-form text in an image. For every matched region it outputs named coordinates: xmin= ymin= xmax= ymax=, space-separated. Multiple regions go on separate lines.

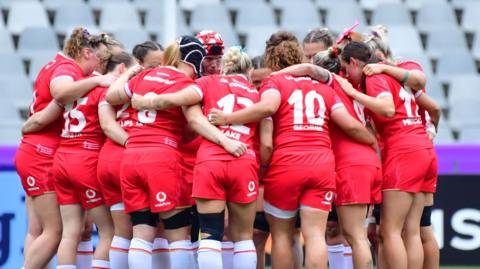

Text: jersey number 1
xmin=217 ymin=93 xmax=254 ymax=135
xmin=288 ymin=89 xmax=326 ymax=126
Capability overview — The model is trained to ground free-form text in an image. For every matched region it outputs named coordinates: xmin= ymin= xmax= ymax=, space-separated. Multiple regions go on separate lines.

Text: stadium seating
xmin=0 ymin=0 xmax=478 ymax=145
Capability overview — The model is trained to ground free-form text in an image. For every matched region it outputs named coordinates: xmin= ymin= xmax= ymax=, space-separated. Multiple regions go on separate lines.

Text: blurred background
xmin=0 ymin=0 xmax=479 ymax=268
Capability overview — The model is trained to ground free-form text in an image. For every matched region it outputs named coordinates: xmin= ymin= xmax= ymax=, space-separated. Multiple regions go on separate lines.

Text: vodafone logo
xmin=26 ymin=176 xmax=36 ymax=187
xmin=248 ymin=181 xmax=256 ymax=192
xmin=86 ymin=189 xmax=96 ymax=199
xmin=156 ymin=192 xmax=167 ymax=202
xmin=325 ymin=191 xmax=333 ymax=201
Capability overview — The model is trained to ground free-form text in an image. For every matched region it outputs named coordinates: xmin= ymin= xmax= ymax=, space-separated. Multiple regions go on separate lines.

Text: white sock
xmin=110 ymin=236 xmax=130 ymax=269
xmin=57 ymin=266 xmax=76 ymax=269
xmin=128 ymin=238 xmax=153 ymax=269
xmin=92 ymin=259 xmax=110 ymax=269
xmin=153 ymin=237 xmax=171 ymax=269
xmin=343 ymin=246 xmax=353 ymax=269
xmin=197 ymin=239 xmax=222 ymax=269
xmin=76 ymin=240 xmax=93 ymax=269
xmin=233 ymin=240 xmax=256 ymax=269
xmin=192 ymin=241 xmax=200 ymax=269
xmin=169 ymin=240 xmax=195 ymax=269
xmin=221 ymin=241 xmax=234 ymax=269
xmin=328 ymin=244 xmax=344 ymax=269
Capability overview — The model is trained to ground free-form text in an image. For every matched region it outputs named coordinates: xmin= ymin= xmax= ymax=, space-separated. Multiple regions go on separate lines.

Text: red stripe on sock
xmin=198 ymin=247 xmax=222 ymax=253
xmin=110 ymin=246 xmax=129 ymax=253
xmin=92 ymin=267 xmax=110 ymax=269
xmin=129 ymin=247 xmax=152 ymax=254
xmin=234 ymin=249 xmax=256 ymax=254
xmin=344 ymin=253 xmax=353 ymax=256
xmin=153 ymin=248 xmax=170 ymax=253
xmin=222 ymin=248 xmax=234 ymax=251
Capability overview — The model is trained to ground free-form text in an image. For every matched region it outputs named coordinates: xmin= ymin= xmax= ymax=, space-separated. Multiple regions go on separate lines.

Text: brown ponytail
xmin=63 ymin=27 xmax=113 ymax=60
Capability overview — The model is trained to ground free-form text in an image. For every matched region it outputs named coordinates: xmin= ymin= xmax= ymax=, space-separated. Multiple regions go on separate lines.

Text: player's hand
xmin=334 ymin=74 xmax=356 ymax=97
xmin=98 ymin=73 xmax=117 ymax=87
xmin=363 ymin=63 xmax=385 ymax=76
xmin=208 ymin=108 xmax=228 ymax=126
xmin=131 ymin=94 xmax=151 ymax=111
xmin=221 ymin=138 xmax=247 ymax=157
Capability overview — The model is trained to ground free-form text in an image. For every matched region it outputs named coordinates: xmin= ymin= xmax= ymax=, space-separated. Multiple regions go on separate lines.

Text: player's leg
xmin=266 ymin=213 xmax=296 ymax=269
xmin=379 ymin=190 xmax=413 ymax=269
xmin=195 ymin=199 xmax=226 ymax=269
xmin=110 ymin=203 xmax=132 ymax=269
xmin=337 ymin=204 xmax=372 ymax=269
xmin=88 ymin=204 xmax=115 ymax=267
xmin=228 ymin=201 xmax=257 ymax=269
xmin=402 ymin=192 xmax=426 ymax=269
xmin=23 ymin=193 xmax=62 ymax=269
xmin=300 ymin=206 xmax=329 ymax=269
xmin=420 ymin=193 xmax=439 ymax=269
xmin=57 ymin=204 xmax=85 ymax=266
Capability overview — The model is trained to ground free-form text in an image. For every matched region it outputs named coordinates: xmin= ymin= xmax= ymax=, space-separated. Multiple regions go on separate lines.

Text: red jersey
xmin=59 ymin=75 xmax=106 ymax=151
xmin=365 ymin=73 xmax=432 ymax=155
xmin=195 ymin=74 xmax=259 ymax=162
xmin=396 ymin=61 xmax=432 ymax=128
xmin=329 ymin=78 xmax=380 ymax=169
xmin=22 ymin=52 xmax=84 ymax=149
xmin=260 ymin=74 xmax=343 ymax=164
xmin=125 ymin=66 xmax=195 ymax=148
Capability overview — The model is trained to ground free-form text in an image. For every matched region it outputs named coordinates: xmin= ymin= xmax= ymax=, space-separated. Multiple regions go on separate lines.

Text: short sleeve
xmin=50 ymin=63 xmax=80 ymax=86
xmin=259 ymin=76 xmax=281 ymax=98
xmin=398 ymin=61 xmax=423 ymax=72
xmin=366 ymin=75 xmax=392 ymax=99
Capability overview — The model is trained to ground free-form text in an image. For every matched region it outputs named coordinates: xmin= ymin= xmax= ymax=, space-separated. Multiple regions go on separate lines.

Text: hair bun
xmin=266 ymin=31 xmax=297 ymax=47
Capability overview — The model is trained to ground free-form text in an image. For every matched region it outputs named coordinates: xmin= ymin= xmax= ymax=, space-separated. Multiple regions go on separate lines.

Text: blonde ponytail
xmin=162 ymin=42 xmax=181 ymax=67
xmin=222 ymin=46 xmax=252 ymax=75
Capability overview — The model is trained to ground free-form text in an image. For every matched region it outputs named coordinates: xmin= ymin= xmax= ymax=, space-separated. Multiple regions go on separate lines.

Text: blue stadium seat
xmin=43 ymin=0 xmax=83 ymax=11
xmin=190 ymin=4 xmax=233 ymax=34
xmin=448 ymin=75 xmax=480 ymax=106
xmin=179 ymin=0 xmax=221 ymax=11
xmin=405 ymin=0 xmax=448 ymax=11
xmin=371 ymin=3 xmax=413 ymax=27
xmin=314 ymin=0 xmax=356 ymax=10
xmin=244 ymin=26 xmax=279 ymax=58
xmin=271 ymin=0 xmax=311 ymax=11
xmin=7 ymin=0 xmax=49 ymax=35
xmin=0 ymin=29 xmax=14 ymax=54
xmin=415 ymin=3 xmax=457 ymax=33
xmin=435 ymin=121 xmax=456 ymax=144
xmin=99 ymin=3 xmax=141 ymax=33
xmin=2 ymin=76 xmax=33 ymax=106
xmin=324 ymin=2 xmax=366 ymax=35
xmin=145 ymin=6 xmax=188 ymax=34
xmin=0 ymin=53 xmax=27 ymax=79
xmin=17 ymin=27 xmax=59 ymax=61
xmin=436 ymin=52 xmax=477 ymax=85
xmin=279 ymin=2 xmax=321 ymax=32
xmin=113 ymin=29 xmax=150 ymax=52
xmin=360 ymin=0 xmax=402 ymax=11
xmin=449 ymin=99 xmax=480 ymax=128
xmin=472 ymin=31 xmax=480 ymax=60
xmin=398 ymin=52 xmax=434 ymax=77
xmin=423 ymin=77 xmax=447 ymax=109
xmin=425 ymin=27 xmax=468 ymax=58
xmin=460 ymin=2 xmax=480 ymax=33
xmin=224 ymin=0 xmax=265 ymax=11
xmin=459 ymin=127 xmax=480 ymax=143
xmin=387 ymin=26 xmax=424 ymax=55
xmin=87 ymin=0 xmax=129 ymax=11
xmin=214 ymin=27 xmax=241 ymax=49
xmin=28 ymin=54 xmax=53 ymax=83
xmin=53 ymin=3 xmax=97 ymax=36
xmin=235 ymin=2 xmax=276 ymax=34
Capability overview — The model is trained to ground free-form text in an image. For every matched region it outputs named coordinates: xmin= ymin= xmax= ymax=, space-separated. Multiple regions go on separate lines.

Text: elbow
xmin=263 ymin=106 xmax=277 ymax=117
xmin=381 ymin=108 xmax=395 ymax=118
xmin=412 ymin=75 xmax=427 ymax=91
xmin=51 ymin=89 xmax=68 ymax=104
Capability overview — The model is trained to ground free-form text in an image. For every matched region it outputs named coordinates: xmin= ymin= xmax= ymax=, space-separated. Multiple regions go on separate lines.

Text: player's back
xmin=196 ymin=74 xmax=259 ymax=161
xmin=23 ymin=52 xmax=83 ymax=148
xmin=260 ymin=74 xmax=340 ymax=157
xmin=126 ymin=66 xmax=194 ymax=148
xmin=365 ymin=73 xmax=432 ymax=153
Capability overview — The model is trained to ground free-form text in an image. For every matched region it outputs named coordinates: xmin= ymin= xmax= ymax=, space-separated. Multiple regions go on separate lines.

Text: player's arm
xmin=331 ymin=106 xmax=377 ymax=147
xmin=130 ymin=85 xmax=202 ymax=111
xmin=182 ymin=104 xmax=247 ymax=157
xmin=363 ymin=63 xmax=426 ymax=91
xmin=335 ymin=74 xmax=395 ymax=118
xmin=271 ymin=64 xmax=331 ymax=83
xmin=22 ymin=100 xmax=63 ymax=134
xmin=98 ymin=102 xmax=128 ymax=147
xmin=259 ymin=118 xmax=273 ymax=167
xmin=106 ymin=65 xmax=143 ymax=105
xmin=208 ymin=92 xmax=281 ymax=126
xmin=415 ymin=92 xmax=441 ymax=129
xmin=51 ymin=74 xmax=116 ymax=105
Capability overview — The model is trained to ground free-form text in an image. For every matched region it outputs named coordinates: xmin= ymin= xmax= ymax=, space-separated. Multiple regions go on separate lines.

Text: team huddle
xmin=15 ymin=23 xmax=440 ymax=269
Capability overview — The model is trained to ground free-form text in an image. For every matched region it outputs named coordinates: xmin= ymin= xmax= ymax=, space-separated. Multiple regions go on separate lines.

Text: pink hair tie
xmin=335 ymin=20 xmax=360 ymax=45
